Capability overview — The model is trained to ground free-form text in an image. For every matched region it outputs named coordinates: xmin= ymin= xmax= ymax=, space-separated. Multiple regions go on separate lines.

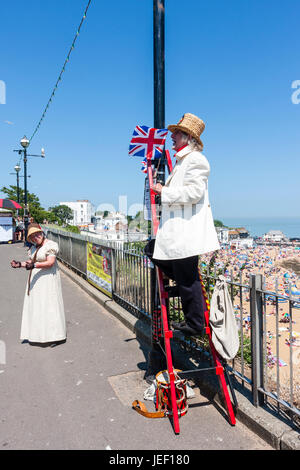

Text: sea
xmin=220 ymin=216 xmax=300 ymax=239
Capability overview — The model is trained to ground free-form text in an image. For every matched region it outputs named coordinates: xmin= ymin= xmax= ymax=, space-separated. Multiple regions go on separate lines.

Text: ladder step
xmin=177 ymin=367 xmax=221 ymax=379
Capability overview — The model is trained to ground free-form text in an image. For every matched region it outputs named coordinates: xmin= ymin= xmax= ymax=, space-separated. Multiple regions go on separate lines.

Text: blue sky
xmin=1 ymin=0 xmax=299 ymax=219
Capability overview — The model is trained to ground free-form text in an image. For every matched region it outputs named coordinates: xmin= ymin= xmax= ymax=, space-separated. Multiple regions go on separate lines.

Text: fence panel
xmin=70 ymin=237 xmax=87 ymax=275
xmin=112 ymin=247 xmax=152 ymax=319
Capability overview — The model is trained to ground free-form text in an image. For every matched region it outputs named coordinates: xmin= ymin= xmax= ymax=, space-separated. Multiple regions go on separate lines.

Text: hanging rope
xmin=29 ymin=0 xmax=92 ymax=144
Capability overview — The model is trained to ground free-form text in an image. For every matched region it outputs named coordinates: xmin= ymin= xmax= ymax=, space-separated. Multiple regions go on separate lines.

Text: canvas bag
xmin=209 ymin=275 xmax=239 ymax=360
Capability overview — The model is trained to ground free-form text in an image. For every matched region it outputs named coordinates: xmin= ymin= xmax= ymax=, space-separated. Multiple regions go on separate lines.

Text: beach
xmin=201 ymin=243 xmax=300 ymax=408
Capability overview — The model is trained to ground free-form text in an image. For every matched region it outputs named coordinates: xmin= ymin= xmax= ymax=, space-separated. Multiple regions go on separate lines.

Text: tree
xmin=48 ymin=205 xmax=73 ymax=225
xmin=1 ymin=185 xmax=41 ymax=208
xmin=0 ymin=185 xmax=46 ymax=223
xmin=214 ymin=219 xmax=226 ymax=228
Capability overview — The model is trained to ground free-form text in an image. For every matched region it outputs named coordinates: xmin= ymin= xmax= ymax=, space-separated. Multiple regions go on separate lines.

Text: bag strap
xmin=27 ymin=246 xmax=41 ymax=296
xmin=132 ymin=400 xmax=166 ymax=419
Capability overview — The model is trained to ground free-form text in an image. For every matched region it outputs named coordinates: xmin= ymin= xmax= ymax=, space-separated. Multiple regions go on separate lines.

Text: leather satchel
xmin=27 ymin=246 xmax=41 ymax=296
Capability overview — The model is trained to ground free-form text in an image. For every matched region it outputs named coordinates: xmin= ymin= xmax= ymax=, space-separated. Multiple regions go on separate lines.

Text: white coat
xmin=153 ymin=145 xmax=220 ymax=260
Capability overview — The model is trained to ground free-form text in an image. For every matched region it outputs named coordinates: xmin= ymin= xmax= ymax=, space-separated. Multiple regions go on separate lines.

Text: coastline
xmin=219 ymin=216 xmax=300 ymax=239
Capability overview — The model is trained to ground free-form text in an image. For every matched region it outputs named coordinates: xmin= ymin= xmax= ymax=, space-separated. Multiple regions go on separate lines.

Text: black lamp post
xmin=20 ymin=136 xmax=30 ymax=239
xmin=11 ymin=164 xmax=21 ymax=203
xmin=14 ymin=136 xmax=45 ymax=243
xmin=9 ymin=166 xmax=31 ymax=206
xmin=145 ymin=0 xmax=167 ymax=380
xmin=153 ymin=0 xmax=165 ymax=186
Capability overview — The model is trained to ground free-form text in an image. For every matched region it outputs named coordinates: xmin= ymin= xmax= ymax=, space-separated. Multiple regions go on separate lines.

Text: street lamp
xmin=9 ymin=166 xmax=31 ymax=205
xmin=20 ymin=136 xmax=29 ymax=149
xmin=14 ymin=164 xmax=21 ymax=203
xmin=19 ymin=136 xmax=30 ymax=240
xmin=14 ymin=135 xmax=45 ymax=244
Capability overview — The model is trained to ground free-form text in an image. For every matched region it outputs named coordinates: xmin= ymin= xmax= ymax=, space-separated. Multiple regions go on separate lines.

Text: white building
xmin=216 ymin=227 xmax=229 ymax=244
xmin=60 ymin=200 xmax=95 ymax=226
xmin=230 ymin=238 xmax=254 ymax=249
xmin=89 ymin=211 xmax=148 ymax=242
xmin=94 ymin=211 xmax=127 ymax=232
xmin=263 ymin=230 xmax=288 ymax=243
xmin=216 ymin=226 xmax=253 ymax=247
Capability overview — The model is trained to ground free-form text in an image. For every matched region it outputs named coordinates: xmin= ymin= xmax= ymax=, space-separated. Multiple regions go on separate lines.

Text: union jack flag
xmin=141 ymin=158 xmax=147 ymax=174
xmin=129 ymin=125 xmax=168 ymax=160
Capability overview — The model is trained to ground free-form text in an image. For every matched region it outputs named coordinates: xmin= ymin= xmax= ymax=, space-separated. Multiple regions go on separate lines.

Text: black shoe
xmin=173 ymin=322 xmax=204 ymax=337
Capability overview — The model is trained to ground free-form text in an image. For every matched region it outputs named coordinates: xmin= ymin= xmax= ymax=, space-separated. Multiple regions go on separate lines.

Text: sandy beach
xmin=201 ymin=244 xmax=300 ymax=408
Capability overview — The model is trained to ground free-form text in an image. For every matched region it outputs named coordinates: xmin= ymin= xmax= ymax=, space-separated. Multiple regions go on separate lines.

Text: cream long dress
xmin=20 ymin=240 xmax=66 ymax=343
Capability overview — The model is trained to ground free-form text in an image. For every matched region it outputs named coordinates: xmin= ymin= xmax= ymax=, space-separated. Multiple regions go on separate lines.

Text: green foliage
xmin=0 ymin=185 xmax=48 ymax=223
xmin=214 ymin=219 xmax=226 ymax=227
xmin=200 ymin=253 xmax=247 ymax=300
xmin=65 ymin=224 xmax=80 ymax=234
xmin=1 ymin=185 xmax=40 ymax=210
xmin=238 ymin=334 xmax=252 ymax=365
xmin=200 ymin=252 xmax=221 ymax=299
xmin=168 ymin=298 xmax=185 ymax=323
xmin=45 ymin=211 xmax=58 ymax=224
xmin=31 ymin=209 xmax=49 ymax=224
xmin=48 ymin=204 xmax=73 ymax=225
xmin=127 ymin=241 xmax=147 ymax=252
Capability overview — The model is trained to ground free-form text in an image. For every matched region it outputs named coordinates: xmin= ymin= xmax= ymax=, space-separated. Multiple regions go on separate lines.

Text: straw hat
xmin=168 ymin=113 xmax=205 ymax=149
xmin=27 ymin=223 xmax=43 ymax=242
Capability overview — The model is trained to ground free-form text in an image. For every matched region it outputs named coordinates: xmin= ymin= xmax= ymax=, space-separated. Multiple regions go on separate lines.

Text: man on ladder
xmin=145 ymin=112 xmax=220 ymax=337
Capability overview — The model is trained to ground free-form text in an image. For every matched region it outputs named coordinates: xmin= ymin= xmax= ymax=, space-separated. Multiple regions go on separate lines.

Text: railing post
xmin=250 ymin=274 xmax=265 ymax=406
xmin=70 ymin=236 xmax=73 ymax=268
xmin=111 ymin=247 xmax=116 ymax=297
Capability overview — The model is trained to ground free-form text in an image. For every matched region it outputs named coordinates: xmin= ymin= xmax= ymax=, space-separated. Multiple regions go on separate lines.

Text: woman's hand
xmin=25 ymin=260 xmax=35 ymax=270
xmin=11 ymin=260 xmax=27 ymax=268
xmin=11 ymin=260 xmax=21 ymax=268
xmin=151 ymin=183 xmax=163 ymax=195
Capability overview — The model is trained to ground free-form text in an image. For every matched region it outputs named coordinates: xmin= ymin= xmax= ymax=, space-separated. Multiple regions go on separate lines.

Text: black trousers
xmin=145 ymin=240 xmax=205 ymax=331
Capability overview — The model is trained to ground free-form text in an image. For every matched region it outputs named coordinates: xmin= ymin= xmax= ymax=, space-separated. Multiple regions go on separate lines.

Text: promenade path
xmin=0 ymin=243 xmax=272 ymax=450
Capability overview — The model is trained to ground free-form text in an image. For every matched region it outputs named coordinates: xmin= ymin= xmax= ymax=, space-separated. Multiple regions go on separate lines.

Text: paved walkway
xmin=0 ymin=243 xmax=272 ymax=450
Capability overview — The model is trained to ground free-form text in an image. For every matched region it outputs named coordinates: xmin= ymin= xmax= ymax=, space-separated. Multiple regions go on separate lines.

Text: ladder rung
xmin=177 ymin=367 xmax=220 ymax=379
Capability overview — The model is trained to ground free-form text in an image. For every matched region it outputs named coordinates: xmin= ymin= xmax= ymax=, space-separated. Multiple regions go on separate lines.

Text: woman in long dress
xmin=11 ymin=223 xmax=66 ymax=346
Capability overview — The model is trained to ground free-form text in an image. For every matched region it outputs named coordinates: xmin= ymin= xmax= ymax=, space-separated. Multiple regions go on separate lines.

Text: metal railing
xmin=44 ymin=227 xmax=300 ymax=426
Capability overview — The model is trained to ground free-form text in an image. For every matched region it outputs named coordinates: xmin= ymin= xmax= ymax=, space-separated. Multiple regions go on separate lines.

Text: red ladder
xmin=147 ymin=150 xmax=236 ymax=434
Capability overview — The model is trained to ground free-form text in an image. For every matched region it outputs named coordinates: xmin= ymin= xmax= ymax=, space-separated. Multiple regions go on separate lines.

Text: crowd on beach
xmin=202 ymin=242 xmax=300 ymax=375
xmin=201 ymin=243 xmax=300 ymax=296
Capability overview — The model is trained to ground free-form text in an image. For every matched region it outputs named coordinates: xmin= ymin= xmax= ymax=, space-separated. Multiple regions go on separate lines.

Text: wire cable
xmin=28 ymin=0 xmax=92 ymax=144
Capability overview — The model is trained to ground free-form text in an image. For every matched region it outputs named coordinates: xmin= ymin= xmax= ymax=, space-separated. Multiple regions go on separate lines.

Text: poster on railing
xmin=87 ymin=242 xmax=112 ymax=297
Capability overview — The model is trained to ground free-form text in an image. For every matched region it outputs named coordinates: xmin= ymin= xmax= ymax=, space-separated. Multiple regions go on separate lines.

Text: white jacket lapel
xmin=164 ymin=146 xmax=191 ymax=186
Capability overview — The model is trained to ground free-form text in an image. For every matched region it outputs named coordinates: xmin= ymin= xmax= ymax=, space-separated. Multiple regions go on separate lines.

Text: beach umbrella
xmin=0 ymin=199 xmax=22 ymax=210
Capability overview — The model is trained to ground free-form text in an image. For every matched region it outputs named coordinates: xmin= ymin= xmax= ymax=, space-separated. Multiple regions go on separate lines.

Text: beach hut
xmin=0 ymin=209 xmax=14 ymax=243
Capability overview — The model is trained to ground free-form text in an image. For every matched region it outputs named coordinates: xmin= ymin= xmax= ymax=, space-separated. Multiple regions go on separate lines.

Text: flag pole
xmin=145 ymin=0 xmax=166 ymax=380
xmin=153 ymin=0 xmax=165 ymax=185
